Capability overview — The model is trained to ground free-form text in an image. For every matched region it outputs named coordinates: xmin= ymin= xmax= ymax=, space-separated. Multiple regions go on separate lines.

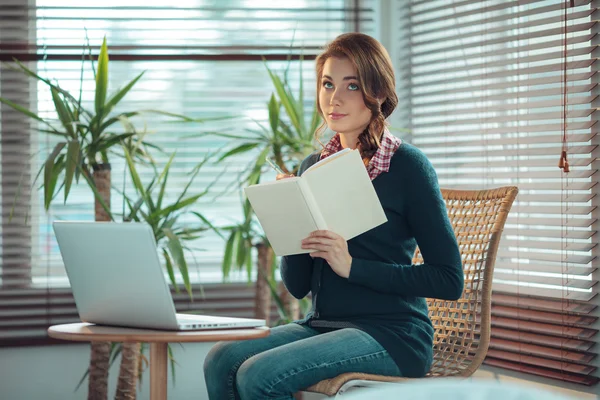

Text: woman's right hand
xmin=276 ymin=173 xmax=295 ymax=181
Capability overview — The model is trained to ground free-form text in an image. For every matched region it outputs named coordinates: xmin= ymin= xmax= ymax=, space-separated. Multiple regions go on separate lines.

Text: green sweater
xmin=280 ymin=143 xmax=464 ymax=378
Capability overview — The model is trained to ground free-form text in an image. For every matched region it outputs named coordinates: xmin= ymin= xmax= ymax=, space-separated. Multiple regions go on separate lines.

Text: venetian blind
xmin=402 ymin=0 xmax=599 ymax=386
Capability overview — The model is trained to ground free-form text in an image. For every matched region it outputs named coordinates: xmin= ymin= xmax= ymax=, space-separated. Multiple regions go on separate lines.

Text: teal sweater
xmin=280 ymin=143 xmax=464 ymax=377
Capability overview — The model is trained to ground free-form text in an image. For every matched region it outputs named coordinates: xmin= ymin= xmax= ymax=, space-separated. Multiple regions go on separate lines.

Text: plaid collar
xmin=320 ymin=133 xmax=343 ymax=160
xmin=320 ymin=129 xmax=401 ymax=180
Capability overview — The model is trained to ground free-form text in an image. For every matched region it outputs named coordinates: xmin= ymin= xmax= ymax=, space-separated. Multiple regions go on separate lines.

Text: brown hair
xmin=315 ymin=33 xmax=398 ymax=164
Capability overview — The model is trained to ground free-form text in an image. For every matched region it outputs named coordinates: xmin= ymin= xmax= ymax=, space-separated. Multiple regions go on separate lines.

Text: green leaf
xmin=235 ymin=230 xmax=246 ymax=271
xmin=74 ymin=148 xmax=84 ymax=183
xmin=221 ymin=230 xmax=237 ymax=279
xmin=98 ymin=112 xmax=139 ymax=135
xmin=264 ymin=60 xmax=301 ymax=136
xmin=190 ymin=211 xmax=225 ymax=240
xmin=266 ymin=274 xmax=288 ymax=321
xmin=140 ymin=110 xmax=236 ymax=123
xmin=95 ymin=36 xmax=109 ymax=118
xmin=76 ymin=37 xmax=86 ymax=120
xmin=8 ymin=59 xmax=86 ymax=114
xmin=245 ymin=146 xmax=270 ymax=186
xmin=244 ymin=126 xmax=270 ymax=141
xmin=309 ymin=105 xmax=321 ymax=139
xmin=108 ymin=343 xmax=123 ymax=370
xmin=242 ymin=198 xmax=253 ymax=220
xmin=103 ymin=72 xmax=144 ymax=117
xmin=43 ymin=142 xmax=67 ymax=210
xmin=140 ymin=140 xmax=165 ymax=153
xmin=298 ymin=52 xmax=305 ymax=131
xmin=123 ymin=146 xmax=147 ymax=201
xmin=8 ymin=164 xmax=30 ymax=223
xmin=245 ymin=247 xmax=253 ymax=282
xmin=95 ymin=132 xmax=136 ymax=153
xmin=100 ymin=149 xmax=108 ymax=164
xmin=270 ymin=248 xmax=278 ymax=281
xmin=157 ymin=153 xmax=176 ymax=210
xmin=145 ymin=183 xmax=157 ymax=216
xmin=0 ymin=97 xmax=64 ymax=135
xmin=174 ymin=226 xmax=208 ymax=241
xmin=268 ymin=93 xmax=279 ymax=136
xmin=64 ymin=140 xmax=80 ymax=202
xmin=154 ymin=193 xmax=204 ymax=219
xmin=121 ymin=195 xmax=139 ymax=222
xmin=162 ymin=248 xmax=178 ymax=294
xmin=216 ymin=142 xmax=260 ymax=163
xmin=0 ymin=97 xmax=41 ymax=123
xmin=155 ymin=159 xmax=207 ymax=224
xmin=47 ymin=156 xmax=65 ymax=207
xmin=181 ymin=131 xmax=252 ymax=141
xmin=36 ymin=128 xmax=70 ymax=138
xmin=164 ymin=228 xmax=192 ymax=299
xmin=277 ymin=119 xmax=296 ymax=142
xmin=50 ymin=87 xmax=75 ymax=138
xmin=168 ymin=344 xmax=177 ymax=385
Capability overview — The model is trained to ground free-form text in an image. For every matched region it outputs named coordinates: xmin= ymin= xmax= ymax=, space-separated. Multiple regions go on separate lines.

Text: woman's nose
xmin=329 ymin=89 xmax=342 ymax=106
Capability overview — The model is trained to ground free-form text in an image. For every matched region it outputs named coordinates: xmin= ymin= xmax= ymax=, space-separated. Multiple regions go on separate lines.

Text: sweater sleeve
xmin=348 ymin=149 xmax=464 ymax=300
xmin=280 ymin=253 xmax=314 ymax=299
xmin=280 ymin=152 xmax=321 ymax=299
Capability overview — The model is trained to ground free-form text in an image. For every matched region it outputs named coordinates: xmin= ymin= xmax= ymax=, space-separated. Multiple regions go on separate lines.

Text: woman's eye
xmin=348 ymin=83 xmax=359 ymax=91
xmin=323 ymin=81 xmax=334 ymax=89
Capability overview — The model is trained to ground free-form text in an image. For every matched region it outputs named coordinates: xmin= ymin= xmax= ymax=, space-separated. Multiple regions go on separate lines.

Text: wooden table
xmin=48 ymin=322 xmax=270 ymax=400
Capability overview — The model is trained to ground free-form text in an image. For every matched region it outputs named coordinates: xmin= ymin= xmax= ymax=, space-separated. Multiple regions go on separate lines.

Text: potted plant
xmin=212 ymin=58 xmax=321 ymax=323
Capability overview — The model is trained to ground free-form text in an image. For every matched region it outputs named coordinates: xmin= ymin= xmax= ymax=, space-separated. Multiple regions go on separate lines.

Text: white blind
xmin=0 ymin=0 xmax=376 ymax=343
xmin=401 ymin=0 xmax=598 ymax=386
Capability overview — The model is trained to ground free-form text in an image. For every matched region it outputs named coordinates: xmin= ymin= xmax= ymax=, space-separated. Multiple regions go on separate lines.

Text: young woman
xmin=203 ymin=32 xmax=463 ymax=400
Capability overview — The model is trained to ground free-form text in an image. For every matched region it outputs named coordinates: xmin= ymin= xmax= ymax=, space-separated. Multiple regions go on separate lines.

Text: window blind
xmin=401 ymin=0 xmax=598 ymax=386
xmin=0 ymin=0 xmax=376 ymax=345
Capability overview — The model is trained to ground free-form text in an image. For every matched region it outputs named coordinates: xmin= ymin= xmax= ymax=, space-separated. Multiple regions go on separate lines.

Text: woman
xmin=203 ymin=32 xmax=464 ymax=400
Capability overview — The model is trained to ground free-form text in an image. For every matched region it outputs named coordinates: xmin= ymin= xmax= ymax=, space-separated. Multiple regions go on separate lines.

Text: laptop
xmin=53 ymin=221 xmax=266 ymax=331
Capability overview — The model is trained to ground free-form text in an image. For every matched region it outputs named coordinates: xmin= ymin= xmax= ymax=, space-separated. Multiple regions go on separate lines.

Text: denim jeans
xmin=203 ymin=323 xmax=402 ymax=400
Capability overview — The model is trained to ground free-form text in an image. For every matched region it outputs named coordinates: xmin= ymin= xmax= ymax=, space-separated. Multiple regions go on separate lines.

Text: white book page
xmin=303 ymin=147 xmax=353 ymax=175
xmin=303 ymin=149 xmax=387 ymax=239
xmin=244 ymin=178 xmax=317 ymax=256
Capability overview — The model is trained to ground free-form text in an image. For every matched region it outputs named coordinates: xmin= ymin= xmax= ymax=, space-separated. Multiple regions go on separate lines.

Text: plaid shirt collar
xmin=320 ymin=129 xmax=401 ymax=180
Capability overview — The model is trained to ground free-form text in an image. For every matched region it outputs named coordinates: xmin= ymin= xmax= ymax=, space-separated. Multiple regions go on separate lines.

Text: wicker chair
xmin=303 ymin=186 xmax=519 ymax=397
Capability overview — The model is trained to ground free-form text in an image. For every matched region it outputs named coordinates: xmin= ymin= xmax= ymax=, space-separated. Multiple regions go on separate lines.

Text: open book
xmin=244 ymin=148 xmax=387 ymax=256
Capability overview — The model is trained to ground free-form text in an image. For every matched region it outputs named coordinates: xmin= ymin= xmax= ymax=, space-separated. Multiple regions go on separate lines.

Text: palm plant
xmin=75 ymin=146 xmax=219 ymax=398
xmin=215 ymin=58 xmax=321 ymax=323
xmin=0 ymin=36 xmax=212 ymax=399
xmin=1 ymin=37 xmax=160 ymax=217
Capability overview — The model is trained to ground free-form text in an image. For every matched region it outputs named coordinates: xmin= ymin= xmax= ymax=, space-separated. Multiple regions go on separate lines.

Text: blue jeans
xmin=203 ymin=323 xmax=402 ymax=400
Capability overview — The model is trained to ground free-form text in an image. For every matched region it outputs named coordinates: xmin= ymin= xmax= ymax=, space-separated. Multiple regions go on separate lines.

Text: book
xmin=244 ymin=148 xmax=388 ymax=256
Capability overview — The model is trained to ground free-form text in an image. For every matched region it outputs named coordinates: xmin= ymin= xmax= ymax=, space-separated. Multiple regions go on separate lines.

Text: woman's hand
xmin=276 ymin=173 xmax=295 ymax=180
xmin=301 ymin=230 xmax=352 ymax=278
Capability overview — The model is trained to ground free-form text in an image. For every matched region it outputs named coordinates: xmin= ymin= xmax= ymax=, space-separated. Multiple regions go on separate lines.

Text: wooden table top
xmin=48 ymin=322 xmax=270 ymax=343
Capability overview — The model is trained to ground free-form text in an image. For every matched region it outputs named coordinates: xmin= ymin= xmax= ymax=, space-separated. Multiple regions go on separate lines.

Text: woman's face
xmin=319 ymin=56 xmax=372 ymax=140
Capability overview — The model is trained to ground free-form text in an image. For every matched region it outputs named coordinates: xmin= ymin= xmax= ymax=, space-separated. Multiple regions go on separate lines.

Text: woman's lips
xmin=329 ymin=113 xmax=347 ymax=120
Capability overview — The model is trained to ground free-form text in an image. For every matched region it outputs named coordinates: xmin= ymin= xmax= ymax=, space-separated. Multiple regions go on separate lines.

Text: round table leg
xmin=150 ymin=342 xmax=168 ymax=400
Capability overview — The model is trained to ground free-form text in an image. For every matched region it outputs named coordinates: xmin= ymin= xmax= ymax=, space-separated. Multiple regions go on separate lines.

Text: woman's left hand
xmin=301 ymin=230 xmax=352 ymax=278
